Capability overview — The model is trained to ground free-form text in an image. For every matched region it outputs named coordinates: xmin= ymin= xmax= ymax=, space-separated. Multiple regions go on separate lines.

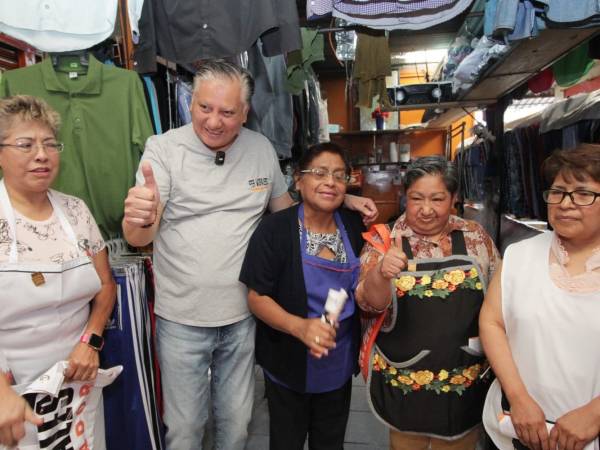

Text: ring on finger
xmin=315 ymin=335 xmax=320 ymax=345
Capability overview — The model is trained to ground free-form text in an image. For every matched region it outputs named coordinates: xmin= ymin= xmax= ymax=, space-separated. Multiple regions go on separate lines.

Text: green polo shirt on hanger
xmin=1 ymin=55 xmax=154 ymax=238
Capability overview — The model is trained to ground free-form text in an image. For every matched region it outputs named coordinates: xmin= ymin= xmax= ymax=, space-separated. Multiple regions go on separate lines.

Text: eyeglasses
xmin=300 ymin=168 xmax=350 ymax=184
xmin=542 ymin=189 xmax=600 ymax=206
xmin=0 ymin=142 xmax=65 ymax=153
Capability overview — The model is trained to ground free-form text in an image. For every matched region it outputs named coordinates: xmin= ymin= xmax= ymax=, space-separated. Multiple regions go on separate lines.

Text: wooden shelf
xmin=463 ymin=28 xmax=599 ymax=102
xmin=330 ymin=127 xmax=446 ymax=136
xmin=421 ymin=27 xmax=600 ymax=127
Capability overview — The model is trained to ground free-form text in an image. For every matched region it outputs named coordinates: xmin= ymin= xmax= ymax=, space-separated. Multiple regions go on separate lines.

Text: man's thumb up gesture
xmin=124 ymin=161 xmax=160 ymax=227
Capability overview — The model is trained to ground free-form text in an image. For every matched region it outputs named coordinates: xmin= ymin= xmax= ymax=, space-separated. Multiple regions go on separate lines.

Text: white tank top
xmin=483 ymin=232 xmax=600 ymax=450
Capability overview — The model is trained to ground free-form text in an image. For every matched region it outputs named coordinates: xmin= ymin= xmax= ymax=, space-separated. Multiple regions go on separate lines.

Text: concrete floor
xmin=245 ymin=367 xmax=390 ymax=450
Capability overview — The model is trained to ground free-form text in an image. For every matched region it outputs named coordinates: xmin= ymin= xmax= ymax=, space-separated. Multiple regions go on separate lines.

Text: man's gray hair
xmin=192 ymin=60 xmax=254 ymax=106
xmin=405 ymin=156 xmax=459 ymax=194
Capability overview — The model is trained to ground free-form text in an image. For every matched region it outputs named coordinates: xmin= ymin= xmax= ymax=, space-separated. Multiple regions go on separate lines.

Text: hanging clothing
xmin=552 ymin=42 xmax=595 ymax=88
xmin=1 ymin=55 xmax=154 ymax=238
xmin=353 ymin=32 xmax=392 ymax=109
xmin=528 ymin=67 xmax=554 ymax=93
xmin=101 ymin=258 xmax=165 ymax=450
xmin=483 ymin=232 xmax=600 ymax=450
xmin=147 ymin=0 xmax=301 ymax=65
xmin=455 ymin=140 xmax=492 ymax=203
xmin=133 ymin=0 xmax=157 ymax=74
xmin=367 ymin=231 xmax=490 ymax=438
xmin=175 ymin=79 xmax=193 ymax=127
xmin=126 ymin=0 xmax=145 ymax=44
xmin=0 ymin=0 xmax=118 ymax=52
xmin=246 ymin=42 xmax=294 ymax=159
xmin=485 ymin=0 xmax=545 ymax=41
xmin=539 ymin=90 xmax=600 ymax=133
xmin=286 ymin=28 xmax=325 ymax=95
xmin=143 ymin=76 xmax=163 ymax=134
xmin=539 ymin=0 xmax=600 ymax=28
xmin=331 ymin=0 xmax=474 ymax=30
xmin=306 ymin=0 xmax=334 ymax=20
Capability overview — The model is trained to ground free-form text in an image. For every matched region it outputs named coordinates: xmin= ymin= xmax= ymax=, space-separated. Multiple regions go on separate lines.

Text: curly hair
xmin=0 ymin=95 xmax=61 ymax=140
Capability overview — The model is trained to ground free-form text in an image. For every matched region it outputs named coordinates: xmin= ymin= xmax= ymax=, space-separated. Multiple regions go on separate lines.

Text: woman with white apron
xmin=480 ymin=145 xmax=600 ymax=450
xmin=0 ymin=95 xmax=116 ymax=449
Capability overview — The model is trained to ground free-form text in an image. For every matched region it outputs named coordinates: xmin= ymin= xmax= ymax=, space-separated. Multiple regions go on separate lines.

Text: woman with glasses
xmin=481 ymin=144 xmax=600 ymax=450
xmin=0 ymin=96 xmax=115 ymax=447
xmin=239 ymin=143 xmax=364 ymax=449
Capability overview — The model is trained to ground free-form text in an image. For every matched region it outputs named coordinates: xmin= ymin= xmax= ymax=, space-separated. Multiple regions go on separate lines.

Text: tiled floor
xmin=246 ymin=367 xmax=390 ymax=450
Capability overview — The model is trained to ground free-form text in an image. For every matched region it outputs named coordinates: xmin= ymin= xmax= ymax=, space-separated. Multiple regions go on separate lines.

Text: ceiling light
xmin=391 ymin=49 xmax=448 ymax=64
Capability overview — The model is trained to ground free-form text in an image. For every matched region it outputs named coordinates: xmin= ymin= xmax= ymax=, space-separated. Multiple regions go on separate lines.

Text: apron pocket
xmin=368 ymin=347 xmax=489 ymax=437
xmin=375 ymin=345 xmax=431 ymax=368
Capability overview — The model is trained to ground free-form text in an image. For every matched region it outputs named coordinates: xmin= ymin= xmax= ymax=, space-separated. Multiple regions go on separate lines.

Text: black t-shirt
xmin=239 ymin=204 xmax=365 ymax=392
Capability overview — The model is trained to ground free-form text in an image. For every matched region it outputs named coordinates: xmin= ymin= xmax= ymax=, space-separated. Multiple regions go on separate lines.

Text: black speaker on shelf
xmin=387 ymin=82 xmax=453 ymax=106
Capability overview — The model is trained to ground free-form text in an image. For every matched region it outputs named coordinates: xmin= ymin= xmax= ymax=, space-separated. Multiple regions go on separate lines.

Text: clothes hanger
xmin=50 ymin=50 xmax=90 ymax=69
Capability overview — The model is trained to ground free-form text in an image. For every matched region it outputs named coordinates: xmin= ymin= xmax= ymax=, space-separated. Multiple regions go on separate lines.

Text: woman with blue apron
xmin=240 ymin=144 xmax=365 ymax=450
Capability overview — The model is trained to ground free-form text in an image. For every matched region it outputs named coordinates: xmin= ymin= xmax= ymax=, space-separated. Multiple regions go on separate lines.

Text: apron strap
xmin=0 ymin=180 xmax=18 ymax=263
xmin=450 ymin=229 xmax=467 ymax=256
xmin=47 ymin=190 xmax=79 ymax=248
xmin=401 ymin=234 xmax=413 ymax=259
xmin=0 ymin=180 xmax=80 ymax=264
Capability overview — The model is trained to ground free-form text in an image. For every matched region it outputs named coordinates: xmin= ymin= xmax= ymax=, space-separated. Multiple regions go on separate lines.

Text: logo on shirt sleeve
xmin=248 ymin=177 xmax=271 ymax=193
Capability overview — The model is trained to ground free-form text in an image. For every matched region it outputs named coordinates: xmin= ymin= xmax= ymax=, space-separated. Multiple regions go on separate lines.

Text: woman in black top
xmin=240 ymin=143 xmax=365 ymax=450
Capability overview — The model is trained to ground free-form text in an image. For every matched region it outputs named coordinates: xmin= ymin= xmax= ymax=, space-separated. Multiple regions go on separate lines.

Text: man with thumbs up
xmin=123 ymin=60 xmax=377 ymax=450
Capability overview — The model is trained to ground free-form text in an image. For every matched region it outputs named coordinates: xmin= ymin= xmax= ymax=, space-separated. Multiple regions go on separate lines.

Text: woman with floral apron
xmin=357 ymin=156 xmax=500 ymax=449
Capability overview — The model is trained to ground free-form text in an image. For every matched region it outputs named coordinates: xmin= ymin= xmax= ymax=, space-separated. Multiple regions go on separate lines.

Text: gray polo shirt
xmin=136 ymin=124 xmax=287 ymax=327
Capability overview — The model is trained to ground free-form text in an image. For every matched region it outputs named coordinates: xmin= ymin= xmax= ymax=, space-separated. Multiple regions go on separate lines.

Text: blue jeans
xmin=157 ymin=316 xmax=256 ymax=450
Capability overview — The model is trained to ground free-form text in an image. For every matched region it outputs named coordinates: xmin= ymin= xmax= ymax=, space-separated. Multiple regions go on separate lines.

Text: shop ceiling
xmin=298 ymin=2 xmax=470 ymax=74
xmin=297 ymin=2 xmax=599 ymax=126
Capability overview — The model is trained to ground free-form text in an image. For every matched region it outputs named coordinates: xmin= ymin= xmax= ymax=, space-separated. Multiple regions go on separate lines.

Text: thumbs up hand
xmin=124 ymin=162 xmax=160 ymax=227
xmin=379 ymin=236 xmax=408 ymax=279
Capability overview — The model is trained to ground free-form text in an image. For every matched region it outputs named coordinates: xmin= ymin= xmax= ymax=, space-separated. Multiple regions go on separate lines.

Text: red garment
xmin=528 ymin=68 xmax=554 ymax=94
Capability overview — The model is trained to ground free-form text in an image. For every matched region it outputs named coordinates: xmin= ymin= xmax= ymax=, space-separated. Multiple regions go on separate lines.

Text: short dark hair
xmin=193 ymin=59 xmax=255 ymax=105
xmin=405 ymin=156 xmax=459 ymax=194
xmin=542 ymin=144 xmax=600 ymax=185
xmin=296 ymin=143 xmax=351 ymax=175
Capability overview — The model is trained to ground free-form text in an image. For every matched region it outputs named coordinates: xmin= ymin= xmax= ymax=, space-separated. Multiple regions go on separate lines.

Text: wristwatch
xmin=80 ymin=332 xmax=104 ymax=351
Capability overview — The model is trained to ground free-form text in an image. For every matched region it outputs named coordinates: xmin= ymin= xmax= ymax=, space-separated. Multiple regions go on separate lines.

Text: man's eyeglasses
xmin=0 ymin=142 xmax=65 ymax=154
xmin=542 ymin=189 xmax=600 ymax=206
xmin=300 ymin=168 xmax=350 ymax=184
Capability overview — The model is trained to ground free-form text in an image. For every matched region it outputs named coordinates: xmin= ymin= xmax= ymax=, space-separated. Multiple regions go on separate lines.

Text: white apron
xmin=0 ymin=180 xmax=105 ymax=449
xmin=483 ymin=233 xmax=600 ymax=450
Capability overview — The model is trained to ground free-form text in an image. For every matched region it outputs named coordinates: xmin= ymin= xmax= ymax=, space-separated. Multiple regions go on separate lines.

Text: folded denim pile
xmin=451 ymin=36 xmax=509 ymax=93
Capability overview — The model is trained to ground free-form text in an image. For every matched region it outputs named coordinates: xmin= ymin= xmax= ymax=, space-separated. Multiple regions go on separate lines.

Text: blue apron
xmin=299 ymin=205 xmax=360 ymax=393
